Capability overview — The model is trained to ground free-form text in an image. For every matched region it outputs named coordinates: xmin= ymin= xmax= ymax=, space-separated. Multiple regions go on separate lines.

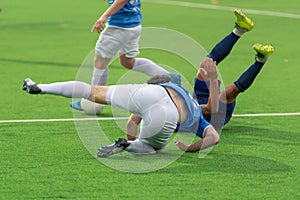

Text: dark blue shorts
xmin=193 ymin=78 xmax=236 ymax=126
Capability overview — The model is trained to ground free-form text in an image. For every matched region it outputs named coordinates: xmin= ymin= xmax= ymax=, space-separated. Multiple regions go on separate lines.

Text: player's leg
xmin=220 ymin=43 xmax=275 ymax=104
xmin=208 ymin=9 xmax=254 ymax=65
xmin=22 ymin=79 xmax=111 ymax=103
xmin=119 ymin=26 xmax=181 ymax=84
xmin=97 ymin=85 xmax=179 ymax=157
xmin=233 ymin=43 xmax=274 ymax=95
xmin=70 ymin=26 xmax=120 ymax=110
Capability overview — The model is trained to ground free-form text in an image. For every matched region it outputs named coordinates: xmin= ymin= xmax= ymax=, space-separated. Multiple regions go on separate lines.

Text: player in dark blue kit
xmin=193 ymin=9 xmax=274 ymax=132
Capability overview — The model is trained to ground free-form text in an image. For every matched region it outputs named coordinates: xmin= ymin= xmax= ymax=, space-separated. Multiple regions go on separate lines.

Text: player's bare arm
xmin=91 ymin=0 xmax=128 ymax=33
xmin=198 ymin=57 xmax=219 ymax=113
xmin=175 ymin=126 xmax=219 ymax=152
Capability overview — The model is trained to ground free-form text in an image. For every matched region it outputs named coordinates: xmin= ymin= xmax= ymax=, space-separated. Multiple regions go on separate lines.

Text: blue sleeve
xmin=196 ymin=117 xmax=211 ymax=138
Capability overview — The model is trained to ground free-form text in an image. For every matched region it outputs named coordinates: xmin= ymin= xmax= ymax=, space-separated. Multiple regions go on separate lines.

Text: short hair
xmin=146 ymin=75 xmax=171 ymax=84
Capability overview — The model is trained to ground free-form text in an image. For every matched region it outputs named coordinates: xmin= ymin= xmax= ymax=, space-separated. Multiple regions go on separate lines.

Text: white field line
xmin=0 ymin=117 xmax=129 ymax=123
xmin=144 ymin=0 xmax=300 ymax=19
xmin=0 ymin=113 xmax=299 ymax=123
xmin=233 ymin=112 xmax=300 ymax=117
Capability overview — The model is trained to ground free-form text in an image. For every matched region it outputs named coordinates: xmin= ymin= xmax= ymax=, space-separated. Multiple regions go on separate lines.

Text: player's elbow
xmin=208 ymin=126 xmax=220 ymax=145
xmin=212 ymin=131 xmax=220 ymax=145
xmin=214 ymin=134 xmax=220 ymax=145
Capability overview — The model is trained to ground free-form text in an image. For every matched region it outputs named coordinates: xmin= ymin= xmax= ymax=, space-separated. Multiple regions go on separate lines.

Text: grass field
xmin=1 ymin=0 xmax=300 ymax=199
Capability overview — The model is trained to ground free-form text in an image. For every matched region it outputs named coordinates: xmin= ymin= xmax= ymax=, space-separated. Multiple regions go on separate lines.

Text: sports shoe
xmin=70 ymin=100 xmax=83 ymax=111
xmin=234 ymin=9 xmax=254 ymax=31
xmin=253 ymin=43 xmax=274 ymax=58
xmin=22 ymin=78 xmax=41 ymax=94
xmin=97 ymin=138 xmax=130 ymax=158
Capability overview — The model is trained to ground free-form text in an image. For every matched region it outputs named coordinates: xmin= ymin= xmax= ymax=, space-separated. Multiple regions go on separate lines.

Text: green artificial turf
xmin=0 ymin=0 xmax=299 ymax=199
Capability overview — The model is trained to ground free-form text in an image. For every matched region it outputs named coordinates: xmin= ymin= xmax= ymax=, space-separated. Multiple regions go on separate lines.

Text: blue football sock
xmin=208 ymin=32 xmax=240 ymax=64
xmin=234 ymin=61 xmax=264 ymax=92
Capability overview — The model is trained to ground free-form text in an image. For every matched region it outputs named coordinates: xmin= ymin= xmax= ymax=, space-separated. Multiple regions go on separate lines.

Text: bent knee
xmin=119 ymin=55 xmax=135 ymax=69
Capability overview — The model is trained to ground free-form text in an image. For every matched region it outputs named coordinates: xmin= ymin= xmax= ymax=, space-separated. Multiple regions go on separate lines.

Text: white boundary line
xmin=0 ymin=113 xmax=299 ymax=123
xmin=233 ymin=112 xmax=300 ymax=117
xmin=143 ymin=0 xmax=300 ymax=19
xmin=0 ymin=117 xmax=129 ymax=123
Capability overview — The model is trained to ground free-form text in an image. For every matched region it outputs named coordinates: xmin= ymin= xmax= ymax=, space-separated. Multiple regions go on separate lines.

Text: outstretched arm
xmin=91 ymin=0 xmax=127 ymax=33
xmin=175 ymin=126 xmax=219 ymax=152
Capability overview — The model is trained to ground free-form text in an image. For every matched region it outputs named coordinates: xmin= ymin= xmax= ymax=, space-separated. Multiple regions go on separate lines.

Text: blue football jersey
xmin=108 ymin=0 xmax=142 ymax=28
xmin=159 ymin=82 xmax=211 ymax=138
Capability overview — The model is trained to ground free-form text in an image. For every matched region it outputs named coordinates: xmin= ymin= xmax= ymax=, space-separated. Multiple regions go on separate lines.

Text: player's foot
xmin=234 ymin=9 xmax=254 ymax=31
xmin=97 ymin=138 xmax=130 ymax=158
xmin=170 ymin=72 xmax=181 ymax=85
xmin=70 ymin=100 xmax=83 ymax=111
xmin=22 ymin=78 xmax=41 ymax=94
xmin=253 ymin=43 xmax=274 ymax=59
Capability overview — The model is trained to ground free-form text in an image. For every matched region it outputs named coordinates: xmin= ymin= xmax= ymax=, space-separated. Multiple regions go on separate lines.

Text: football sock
xmin=126 ymin=140 xmax=156 ymax=154
xmin=233 ymin=27 xmax=248 ymax=37
xmin=256 ymin=57 xmax=268 ymax=63
xmin=208 ymin=32 xmax=240 ymax=64
xmin=234 ymin=60 xmax=264 ymax=92
xmin=132 ymin=58 xmax=169 ymax=76
xmin=91 ymin=68 xmax=108 ymax=86
xmin=38 ymin=81 xmax=91 ymax=98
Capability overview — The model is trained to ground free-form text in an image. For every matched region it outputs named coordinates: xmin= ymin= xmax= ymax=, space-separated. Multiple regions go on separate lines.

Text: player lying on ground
xmin=193 ymin=9 xmax=274 ymax=132
xmin=125 ymin=9 xmax=274 ymax=150
xmin=23 ymin=58 xmax=220 ymax=157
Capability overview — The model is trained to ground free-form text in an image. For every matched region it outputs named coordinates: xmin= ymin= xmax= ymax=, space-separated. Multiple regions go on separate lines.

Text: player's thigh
xmin=107 ymin=84 xmax=166 ymax=115
xmin=119 ymin=25 xmax=142 ymax=58
xmin=95 ymin=26 xmax=126 ymax=58
xmin=138 ymin=92 xmax=179 ymax=150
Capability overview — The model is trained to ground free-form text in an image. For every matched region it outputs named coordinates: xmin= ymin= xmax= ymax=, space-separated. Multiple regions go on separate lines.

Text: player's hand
xmin=175 ymin=140 xmax=189 ymax=152
xmin=91 ymin=16 xmax=106 ymax=33
xmin=199 ymin=57 xmax=218 ymax=81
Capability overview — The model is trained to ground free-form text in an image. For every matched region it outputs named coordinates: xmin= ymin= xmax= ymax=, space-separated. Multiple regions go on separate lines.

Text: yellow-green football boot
xmin=253 ymin=43 xmax=275 ymax=59
xmin=234 ymin=9 xmax=254 ymax=31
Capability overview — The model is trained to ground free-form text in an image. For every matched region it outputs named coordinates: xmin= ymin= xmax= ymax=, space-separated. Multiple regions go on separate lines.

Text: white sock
xmin=233 ymin=28 xmax=247 ymax=37
xmin=91 ymin=68 xmax=108 ymax=86
xmin=256 ymin=57 xmax=268 ymax=63
xmin=132 ymin=58 xmax=169 ymax=76
xmin=38 ymin=81 xmax=91 ymax=98
xmin=126 ymin=139 xmax=156 ymax=154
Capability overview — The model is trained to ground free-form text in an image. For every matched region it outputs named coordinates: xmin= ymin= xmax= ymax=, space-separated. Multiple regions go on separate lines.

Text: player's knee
xmin=213 ymin=132 xmax=220 ymax=145
xmin=206 ymin=126 xmax=220 ymax=145
xmin=119 ymin=56 xmax=135 ymax=69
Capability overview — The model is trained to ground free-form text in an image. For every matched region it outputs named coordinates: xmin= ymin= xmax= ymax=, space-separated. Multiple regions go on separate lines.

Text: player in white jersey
xmin=70 ymin=0 xmax=179 ymax=111
xmin=22 ymin=58 xmax=220 ymax=157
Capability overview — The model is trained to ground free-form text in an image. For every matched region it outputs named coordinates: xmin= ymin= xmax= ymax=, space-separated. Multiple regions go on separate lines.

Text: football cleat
xmin=97 ymin=138 xmax=130 ymax=158
xmin=70 ymin=100 xmax=83 ymax=111
xmin=22 ymin=78 xmax=41 ymax=94
xmin=253 ymin=43 xmax=274 ymax=58
xmin=234 ymin=9 xmax=254 ymax=31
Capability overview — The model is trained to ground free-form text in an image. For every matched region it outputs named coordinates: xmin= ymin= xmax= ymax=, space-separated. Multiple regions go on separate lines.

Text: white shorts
xmin=106 ymin=84 xmax=179 ymax=150
xmin=95 ymin=25 xmax=142 ymax=59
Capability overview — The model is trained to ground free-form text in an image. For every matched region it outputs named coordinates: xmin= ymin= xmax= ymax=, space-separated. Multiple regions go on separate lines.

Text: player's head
xmin=147 ymin=75 xmax=171 ymax=84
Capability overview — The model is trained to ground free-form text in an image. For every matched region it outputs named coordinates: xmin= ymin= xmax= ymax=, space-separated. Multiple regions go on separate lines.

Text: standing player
xmin=70 ymin=0 xmax=179 ymax=111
